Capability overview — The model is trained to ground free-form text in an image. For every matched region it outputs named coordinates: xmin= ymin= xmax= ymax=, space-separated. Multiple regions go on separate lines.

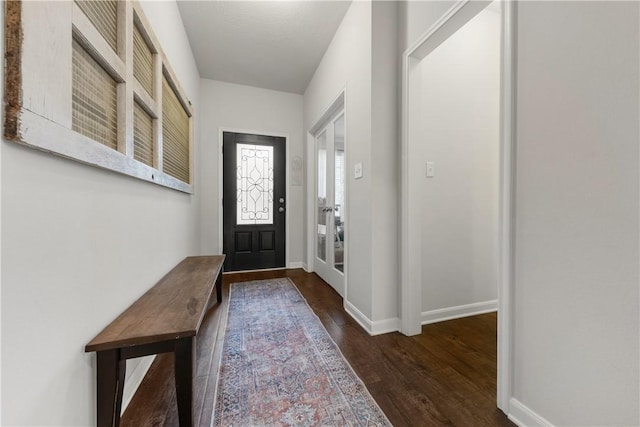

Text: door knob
xmin=279 ymin=207 xmax=285 ymax=213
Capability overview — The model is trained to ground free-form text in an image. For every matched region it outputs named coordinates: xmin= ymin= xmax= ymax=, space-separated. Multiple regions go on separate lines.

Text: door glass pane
xmin=333 ymin=115 xmax=345 ymax=273
xmin=236 ymin=144 xmax=274 ymax=225
xmin=317 ymin=131 xmax=327 ymax=261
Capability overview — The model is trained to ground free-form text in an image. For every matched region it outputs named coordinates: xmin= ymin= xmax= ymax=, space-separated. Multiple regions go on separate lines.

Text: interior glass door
xmin=314 ymin=111 xmax=345 ymax=296
xmin=316 ymin=130 xmax=328 ymax=263
xmin=333 ymin=114 xmax=345 ymax=273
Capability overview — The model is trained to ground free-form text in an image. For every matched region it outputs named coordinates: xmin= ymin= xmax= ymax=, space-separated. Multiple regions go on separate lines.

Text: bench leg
xmin=215 ymin=272 xmax=223 ymax=303
xmin=96 ymin=349 xmax=126 ymax=427
xmin=175 ymin=337 xmax=195 ymax=427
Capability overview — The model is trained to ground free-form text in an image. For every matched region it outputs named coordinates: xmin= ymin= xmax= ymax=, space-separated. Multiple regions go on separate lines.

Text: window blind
xmin=75 ymin=0 xmax=118 ymax=52
xmin=133 ymin=24 xmax=154 ymax=97
xmin=133 ymin=102 xmax=154 ymax=167
xmin=162 ymin=76 xmax=190 ymax=183
xmin=72 ymin=37 xmax=118 ymax=150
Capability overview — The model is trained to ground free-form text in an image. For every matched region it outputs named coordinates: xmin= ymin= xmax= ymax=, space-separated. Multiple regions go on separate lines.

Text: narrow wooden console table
xmin=85 ymin=255 xmax=225 ymax=427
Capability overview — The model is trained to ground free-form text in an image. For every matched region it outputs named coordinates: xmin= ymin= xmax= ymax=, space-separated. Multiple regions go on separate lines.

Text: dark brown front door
xmin=223 ymin=132 xmax=286 ymax=271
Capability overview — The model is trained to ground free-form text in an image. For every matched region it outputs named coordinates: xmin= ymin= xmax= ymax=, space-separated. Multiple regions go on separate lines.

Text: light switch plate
xmin=426 ymin=161 xmax=435 ymax=178
xmin=354 ymin=162 xmax=363 ymax=179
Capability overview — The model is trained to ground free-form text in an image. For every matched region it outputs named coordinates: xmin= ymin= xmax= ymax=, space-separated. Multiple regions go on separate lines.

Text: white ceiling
xmin=177 ymin=1 xmax=352 ymax=94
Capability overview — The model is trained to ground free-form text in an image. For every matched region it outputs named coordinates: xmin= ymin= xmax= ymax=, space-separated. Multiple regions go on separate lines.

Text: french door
xmin=315 ymin=112 xmax=345 ymax=295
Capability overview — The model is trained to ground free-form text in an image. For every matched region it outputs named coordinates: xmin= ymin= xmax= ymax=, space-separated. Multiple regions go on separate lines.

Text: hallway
xmin=123 ymin=269 xmax=513 ymax=426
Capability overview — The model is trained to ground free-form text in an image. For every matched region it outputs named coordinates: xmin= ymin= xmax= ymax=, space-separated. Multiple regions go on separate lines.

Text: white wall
xmin=401 ymin=0 xmax=639 ymax=425
xmin=1 ymin=1 xmax=201 ymax=425
xmin=303 ymin=1 xmax=399 ymax=331
xmin=304 ymin=1 xmax=374 ymax=316
xmin=418 ymin=8 xmax=500 ymax=313
xmin=371 ymin=1 xmax=400 ymax=323
xmin=398 ymin=1 xmax=456 ymax=54
xmin=513 ymin=2 xmax=639 ymax=425
xmin=198 ymin=79 xmax=304 ymax=264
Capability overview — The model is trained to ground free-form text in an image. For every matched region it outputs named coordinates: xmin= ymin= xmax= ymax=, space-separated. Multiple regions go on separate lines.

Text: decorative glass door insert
xmin=236 ymin=144 xmax=274 ymax=225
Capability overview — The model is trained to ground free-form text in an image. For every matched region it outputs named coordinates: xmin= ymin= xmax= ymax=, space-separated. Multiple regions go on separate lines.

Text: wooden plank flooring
xmin=121 ymin=269 xmax=514 ymax=427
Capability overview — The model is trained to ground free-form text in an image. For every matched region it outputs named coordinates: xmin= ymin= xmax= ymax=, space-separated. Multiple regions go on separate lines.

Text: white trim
xmin=344 ymin=300 xmax=399 ymax=336
xmin=371 ymin=317 xmax=400 ymax=335
xmin=308 ymin=89 xmax=347 ymax=135
xmin=399 ymin=51 xmax=422 ymax=336
xmin=302 ymin=263 xmax=311 ymax=273
xmin=400 ymin=0 xmax=515 ymax=414
xmin=306 ymin=88 xmax=347 ymax=298
xmin=344 ymin=299 xmax=373 ymax=335
xmin=508 ymin=398 xmax=554 ymax=427
xmin=121 ymin=355 xmax=156 ymax=415
xmin=217 ymin=127 xmax=291 ymax=267
xmin=404 ymin=1 xmax=467 ymax=58
xmin=498 ymin=0 xmax=516 ymax=412
xmin=287 ymin=262 xmax=304 ymax=269
xmin=305 ymin=131 xmax=316 ymax=272
xmin=421 ymin=300 xmax=497 ymax=325
xmin=306 ymin=89 xmax=347 ymax=277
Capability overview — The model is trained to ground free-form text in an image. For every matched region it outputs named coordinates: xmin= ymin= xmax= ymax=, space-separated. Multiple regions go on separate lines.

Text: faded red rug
xmin=212 ymin=278 xmax=391 ymax=426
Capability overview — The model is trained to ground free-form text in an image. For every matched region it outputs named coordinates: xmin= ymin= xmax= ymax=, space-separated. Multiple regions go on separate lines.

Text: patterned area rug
xmin=212 ymin=278 xmax=391 ymax=426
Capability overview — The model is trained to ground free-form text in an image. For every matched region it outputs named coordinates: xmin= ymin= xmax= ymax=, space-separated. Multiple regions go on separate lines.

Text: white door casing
xmin=400 ymin=0 xmax=515 ymax=413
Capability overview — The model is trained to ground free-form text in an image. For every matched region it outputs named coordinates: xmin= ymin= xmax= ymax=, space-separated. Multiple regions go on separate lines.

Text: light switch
xmin=354 ymin=162 xmax=363 ymax=179
xmin=426 ymin=161 xmax=435 ymax=178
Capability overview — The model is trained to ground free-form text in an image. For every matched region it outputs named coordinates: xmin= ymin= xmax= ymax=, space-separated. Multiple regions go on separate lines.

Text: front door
xmin=314 ymin=112 xmax=345 ymax=295
xmin=223 ymin=132 xmax=286 ymax=271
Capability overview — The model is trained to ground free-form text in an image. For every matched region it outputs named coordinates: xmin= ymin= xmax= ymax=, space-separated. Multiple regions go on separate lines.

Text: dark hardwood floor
xmin=122 ymin=269 xmax=514 ymax=427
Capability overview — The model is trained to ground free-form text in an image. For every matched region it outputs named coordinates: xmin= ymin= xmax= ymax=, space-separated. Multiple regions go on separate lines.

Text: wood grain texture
xmin=122 ymin=269 xmax=515 ymax=427
xmin=4 ymin=0 xmax=23 ymax=140
xmin=86 ymin=256 xmax=224 ymax=353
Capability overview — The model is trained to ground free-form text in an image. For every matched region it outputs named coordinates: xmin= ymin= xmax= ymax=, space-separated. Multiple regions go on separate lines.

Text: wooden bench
xmin=85 ymin=255 xmax=225 ymax=427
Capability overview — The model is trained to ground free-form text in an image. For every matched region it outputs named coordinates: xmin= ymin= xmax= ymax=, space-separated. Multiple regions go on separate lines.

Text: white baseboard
xmin=121 ymin=355 xmax=156 ymax=414
xmin=344 ymin=300 xmax=399 ymax=336
xmin=371 ymin=317 xmax=400 ymax=335
xmin=302 ymin=263 xmax=311 ymax=273
xmin=344 ymin=300 xmax=371 ymax=333
xmin=508 ymin=398 xmax=554 ymax=427
xmin=287 ymin=262 xmax=304 ymax=269
xmin=421 ymin=300 xmax=498 ymax=325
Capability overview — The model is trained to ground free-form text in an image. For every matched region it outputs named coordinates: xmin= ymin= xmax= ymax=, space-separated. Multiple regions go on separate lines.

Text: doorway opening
xmin=401 ymin=0 xmax=514 ymax=412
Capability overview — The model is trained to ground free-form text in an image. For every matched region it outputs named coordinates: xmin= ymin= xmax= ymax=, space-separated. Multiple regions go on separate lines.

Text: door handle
xmin=279 ymin=207 xmax=285 ymax=213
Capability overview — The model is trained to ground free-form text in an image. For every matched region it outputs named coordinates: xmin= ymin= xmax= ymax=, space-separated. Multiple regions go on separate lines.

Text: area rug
xmin=212 ymin=278 xmax=391 ymax=427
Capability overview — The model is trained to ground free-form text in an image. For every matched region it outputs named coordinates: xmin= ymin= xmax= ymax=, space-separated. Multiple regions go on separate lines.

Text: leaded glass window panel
xmin=236 ymin=144 xmax=274 ymax=225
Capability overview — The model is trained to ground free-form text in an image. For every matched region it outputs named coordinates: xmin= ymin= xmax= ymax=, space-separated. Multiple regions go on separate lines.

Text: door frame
xmin=306 ymin=88 xmax=347 ymax=297
xmin=400 ymin=0 xmax=515 ymax=412
xmin=218 ymin=127 xmax=291 ymax=270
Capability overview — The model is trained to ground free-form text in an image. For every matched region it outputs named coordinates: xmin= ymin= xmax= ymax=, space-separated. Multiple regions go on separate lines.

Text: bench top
xmin=85 ymin=255 xmax=225 ymax=353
